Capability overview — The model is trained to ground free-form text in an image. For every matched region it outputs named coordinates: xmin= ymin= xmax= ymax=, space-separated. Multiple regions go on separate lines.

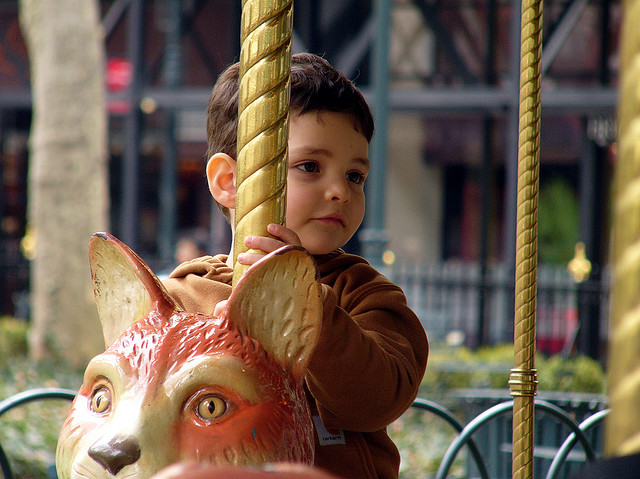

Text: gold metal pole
xmin=233 ymin=0 xmax=293 ymax=286
xmin=509 ymin=0 xmax=542 ymax=477
xmin=605 ymin=0 xmax=640 ymax=457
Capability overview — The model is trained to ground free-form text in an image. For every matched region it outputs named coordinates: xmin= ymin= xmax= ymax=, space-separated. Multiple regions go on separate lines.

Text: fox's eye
xmin=197 ymin=395 xmax=227 ymax=420
xmin=90 ymin=386 xmax=112 ymax=414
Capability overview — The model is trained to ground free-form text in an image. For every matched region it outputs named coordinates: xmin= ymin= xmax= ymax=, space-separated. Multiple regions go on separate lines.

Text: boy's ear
xmin=206 ymin=153 xmax=237 ymax=209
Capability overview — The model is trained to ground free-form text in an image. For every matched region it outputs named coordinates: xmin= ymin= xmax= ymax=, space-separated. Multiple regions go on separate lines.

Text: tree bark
xmin=19 ymin=0 xmax=108 ymax=366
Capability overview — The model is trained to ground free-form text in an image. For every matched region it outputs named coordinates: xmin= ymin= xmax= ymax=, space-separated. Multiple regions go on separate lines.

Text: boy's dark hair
xmin=206 ymin=53 xmax=375 ymax=219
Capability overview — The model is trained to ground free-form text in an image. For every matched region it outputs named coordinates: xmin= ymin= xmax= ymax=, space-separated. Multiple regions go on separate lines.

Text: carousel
xmin=1 ymin=0 xmax=639 ymax=478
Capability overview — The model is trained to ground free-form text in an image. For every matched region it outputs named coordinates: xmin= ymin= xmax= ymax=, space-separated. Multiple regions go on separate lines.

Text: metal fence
xmin=388 ymin=261 xmax=609 ymax=354
xmin=1 ymin=251 xmax=610 ymax=356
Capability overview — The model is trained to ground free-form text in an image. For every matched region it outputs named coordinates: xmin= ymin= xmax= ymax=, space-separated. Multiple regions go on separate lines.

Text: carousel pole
xmin=509 ymin=0 xmax=543 ymax=477
xmin=605 ymin=0 xmax=640 ymax=457
xmin=233 ymin=0 xmax=293 ymax=286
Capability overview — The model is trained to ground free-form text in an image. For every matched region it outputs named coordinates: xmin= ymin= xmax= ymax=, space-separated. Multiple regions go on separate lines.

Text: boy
xmin=163 ymin=53 xmax=428 ymax=479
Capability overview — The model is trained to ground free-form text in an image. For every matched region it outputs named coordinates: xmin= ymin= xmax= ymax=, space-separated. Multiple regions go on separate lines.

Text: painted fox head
xmin=56 ymin=233 xmax=322 ymax=479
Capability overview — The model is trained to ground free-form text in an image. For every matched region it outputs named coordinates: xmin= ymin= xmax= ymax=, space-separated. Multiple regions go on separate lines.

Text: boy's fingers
xmin=240 ymin=225 xmax=301 ymax=262
xmin=244 ymin=235 xmax=284 ymax=252
xmin=267 ymin=223 xmax=302 ymax=246
xmin=213 ymin=300 xmax=228 ymax=317
xmin=237 ymin=251 xmax=266 ymax=265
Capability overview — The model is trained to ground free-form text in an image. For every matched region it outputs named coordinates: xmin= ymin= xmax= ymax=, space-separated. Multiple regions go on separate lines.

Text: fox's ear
xmin=226 ymin=245 xmax=323 ymax=382
xmin=89 ymin=232 xmax=182 ymax=348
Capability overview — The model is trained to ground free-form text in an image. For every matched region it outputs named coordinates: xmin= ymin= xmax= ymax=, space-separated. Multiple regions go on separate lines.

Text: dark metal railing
xmin=0 ymin=388 xmax=607 ymax=479
xmin=390 ymin=261 xmax=608 ymax=356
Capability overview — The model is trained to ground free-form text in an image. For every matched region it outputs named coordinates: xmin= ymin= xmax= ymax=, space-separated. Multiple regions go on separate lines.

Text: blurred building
xmin=0 ymin=0 xmax=618 ymax=357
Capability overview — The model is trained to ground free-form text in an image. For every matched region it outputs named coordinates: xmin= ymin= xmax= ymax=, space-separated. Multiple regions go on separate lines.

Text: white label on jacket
xmin=313 ymin=415 xmax=346 ymax=445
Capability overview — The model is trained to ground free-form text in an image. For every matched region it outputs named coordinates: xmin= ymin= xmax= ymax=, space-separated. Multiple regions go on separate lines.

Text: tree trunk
xmin=19 ymin=0 xmax=108 ymax=367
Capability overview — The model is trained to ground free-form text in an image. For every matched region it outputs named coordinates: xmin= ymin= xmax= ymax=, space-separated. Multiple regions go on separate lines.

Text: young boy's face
xmin=285 ymin=111 xmax=369 ymax=255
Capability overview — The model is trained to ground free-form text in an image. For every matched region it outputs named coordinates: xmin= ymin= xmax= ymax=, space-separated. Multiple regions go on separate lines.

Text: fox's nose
xmin=88 ymin=434 xmax=141 ymax=475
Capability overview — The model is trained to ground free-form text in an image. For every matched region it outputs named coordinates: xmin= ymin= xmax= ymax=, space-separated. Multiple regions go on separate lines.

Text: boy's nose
xmin=326 ymin=180 xmax=350 ymax=202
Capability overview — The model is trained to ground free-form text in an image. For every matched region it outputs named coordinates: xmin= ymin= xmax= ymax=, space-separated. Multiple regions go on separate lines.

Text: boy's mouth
xmin=314 ymin=214 xmax=346 ymax=227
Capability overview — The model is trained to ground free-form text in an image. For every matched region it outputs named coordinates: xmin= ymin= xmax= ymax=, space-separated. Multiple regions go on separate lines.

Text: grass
xmin=391 ymin=407 xmax=465 ymax=478
xmin=0 ymin=358 xmax=83 ymax=479
xmin=0 ymin=317 xmax=84 ymax=479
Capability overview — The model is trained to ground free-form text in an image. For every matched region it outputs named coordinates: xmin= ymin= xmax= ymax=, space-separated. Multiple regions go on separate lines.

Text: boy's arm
xmin=162 ymin=255 xmax=234 ymax=316
xmin=234 ymin=224 xmax=428 ymax=431
xmin=305 ymin=267 xmax=428 ymax=433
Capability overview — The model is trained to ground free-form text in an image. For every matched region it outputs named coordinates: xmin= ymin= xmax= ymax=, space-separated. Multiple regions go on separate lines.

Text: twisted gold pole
xmin=605 ymin=0 xmax=640 ymax=457
xmin=509 ymin=0 xmax=542 ymax=477
xmin=233 ymin=0 xmax=293 ymax=286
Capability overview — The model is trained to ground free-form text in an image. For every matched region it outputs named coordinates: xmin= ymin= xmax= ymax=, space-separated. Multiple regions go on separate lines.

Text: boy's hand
xmin=237 ymin=223 xmax=303 ymax=266
xmin=214 ymin=299 xmax=227 ymax=318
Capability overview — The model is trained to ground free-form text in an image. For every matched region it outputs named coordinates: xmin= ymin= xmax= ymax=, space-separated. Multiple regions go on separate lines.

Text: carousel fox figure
xmin=56 ymin=232 xmax=322 ymax=479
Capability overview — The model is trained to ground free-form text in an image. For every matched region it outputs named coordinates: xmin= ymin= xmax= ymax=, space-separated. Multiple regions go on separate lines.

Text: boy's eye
xmin=295 ymin=161 xmax=319 ymax=173
xmin=347 ymin=171 xmax=366 ymax=184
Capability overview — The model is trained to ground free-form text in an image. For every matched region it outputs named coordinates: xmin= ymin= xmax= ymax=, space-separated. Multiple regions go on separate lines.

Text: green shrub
xmin=418 ymin=344 xmax=606 ymax=408
xmin=0 ymin=316 xmax=29 ymax=360
xmin=538 ymin=354 xmax=606 ymax=393
xmin=419 ymin=344 xmax=513 ymax=400
xmin=420 ymin=344 xmax=606 ymax=399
